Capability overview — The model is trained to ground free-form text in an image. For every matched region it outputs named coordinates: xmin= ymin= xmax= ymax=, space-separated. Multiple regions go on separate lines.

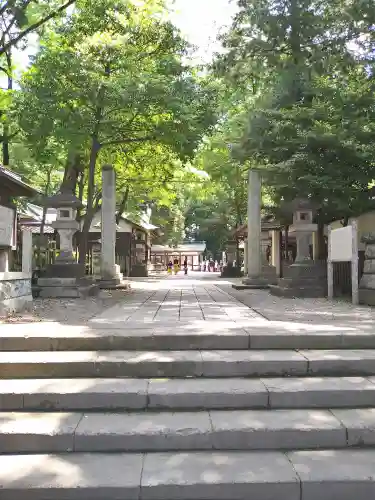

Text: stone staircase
xmin=2 ymin=322 xmax=375 ymax=499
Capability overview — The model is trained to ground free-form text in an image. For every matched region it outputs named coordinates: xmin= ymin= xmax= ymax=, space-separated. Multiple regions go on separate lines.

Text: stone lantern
xmin=289 ymin=199 xmax=317 ymax=263
xmin=37 ymin=191 xmax=98 ymax=298
xmin=269 ymin=198 xmax=326 ymax=298
xmin=45 ymin=191 xmax=82 ymax=274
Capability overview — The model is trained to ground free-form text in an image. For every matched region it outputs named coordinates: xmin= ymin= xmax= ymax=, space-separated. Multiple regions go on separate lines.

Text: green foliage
xmin=0 ymin=0 xmax=76 ymax=55
xmin=9 ymin=0 xmax=218 ymax=253
xmin=207 ymin=0 xmax=375 ymax=233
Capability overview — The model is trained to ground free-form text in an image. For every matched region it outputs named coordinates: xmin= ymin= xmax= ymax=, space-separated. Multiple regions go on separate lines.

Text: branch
xmin=0 ymin=1 xmax=12 ymax=18
xmin=100 ymin=135 xmax=154 ymax=147
xmin=0 ymin=0 xmax=76 ymax=56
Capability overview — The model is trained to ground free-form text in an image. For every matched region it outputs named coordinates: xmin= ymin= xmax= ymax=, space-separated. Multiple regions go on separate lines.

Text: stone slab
xmin=360 ymin=274 xmax=375 ymax=289
xmin=0 ymin=327 xmax=251 ymax=351
xmin=288 ymin=449 xmax=375 ymax=500
xmin=200 ymin=350 xmax=308 ymax=377
xmin=95 ymin=350 xmax=203 ymax=378
xmin=0 ymin=350 xmax=204 ymax=378
xmin=263 ymin=376 xmax=375 ymax=408
xmin=141 ymin=451 xmax=300 ymax=500
xmin=363 ymin=259 xmax=375 ymax=274
xmin=0 ymin=295 xmax=32 ymax=315
xmin=0 ymin=412 xmax=82 ymax=452
xmin=332 ymin=408 xmax=375 ymax=446
xmin=269 ymin=284 xmax=325 ymax=298
xmin=359 ymin=288 xmax=375 ymax=306
xmin=0 ymin=378 xmax=148 ymax=410
xmin=301 ymin=349 xmax=375 ymax=376
xmin=209 ymin=409 xmax=346 ymax=450
xmin=37 ymin=278 xmax=77 ymax=286
xmin=232 ymin=283 xmax=269 ymax=290
xmin=0 ymin=452 xmax=143 ymax=500
xmin=75 ymin=411 xmax=212 ymax=451
xmin=147 ymin=378 xmax=269 ymax=409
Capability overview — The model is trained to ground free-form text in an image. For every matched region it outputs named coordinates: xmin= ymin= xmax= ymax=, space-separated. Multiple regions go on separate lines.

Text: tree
xmin=212 ymin=0 xmax=375 ymax=236
xmin=0 ymin=0 xmax=75 ymax=56
xmin=15 ymin=0 xmax=218 ymax=262
xmin=240 ymin=68 xmax=375 ymax=222
xmin=216 ymin=0 xmax=375 ymax=87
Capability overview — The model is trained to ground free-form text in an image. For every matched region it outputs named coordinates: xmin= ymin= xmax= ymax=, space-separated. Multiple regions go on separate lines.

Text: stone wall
xmin=0 ymin=272 xmax=32 ymax=316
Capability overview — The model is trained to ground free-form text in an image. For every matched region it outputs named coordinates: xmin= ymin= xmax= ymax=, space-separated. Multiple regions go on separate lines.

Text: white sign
xmin=0 ymin=205 xmax=15 ymax=247
xmin=327 ymin=220 xmax=358 ymax=305
xmin=330 ymin=225 xmax=353 ymax=262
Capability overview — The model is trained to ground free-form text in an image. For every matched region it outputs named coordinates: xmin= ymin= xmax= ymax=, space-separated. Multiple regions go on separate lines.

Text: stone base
xmin=99 ymin=278 xmax=130 ymax=290
xmin=44 ymin=262 xmax=85 ymax=279
xmin=359 ymin=288 xmax=375 ymax=306
xmin=269 ymin=284 xmax=326 ymax=298
xmin=260 ymin=264 xmax=278 ymax=285
xmin=221 ymin=264 xmax=243 ymax=278
xmin=235 ymin=276 xmax=270 ymax=290
xmin=0 ymin=295 xmax=33 ymax=315
xmin=270 ymin=261 xmax=326 ymax=299
xmin=129 ymin=264 xmax=148 ymax=278
xmin=0 ymin=273 xmax=33 ymax=316
xmin=37 ymin=277 xmax=99 ymax=298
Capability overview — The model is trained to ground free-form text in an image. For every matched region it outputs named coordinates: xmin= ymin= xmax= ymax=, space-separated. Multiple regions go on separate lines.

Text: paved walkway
xmin=89 ymin=272 xmax=375 ymax=335
xmin=90 ymin=273 xmax=264 ymax=327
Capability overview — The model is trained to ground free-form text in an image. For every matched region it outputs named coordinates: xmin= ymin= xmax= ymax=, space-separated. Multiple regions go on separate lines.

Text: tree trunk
xmin=78 ymin=139 xmax=101 ymax=265
xmin=317 ymin=222 xmax=326 ymax=260
xmin=2 ymin=49 xmax=12 ymax=166
xmin=37 ymin=169 xmax=52 ymax=268
xmin=78 ymin=65 xmax=109 ymax=267
xmin=284 ymin=224 xmax=289 ymax=261
xmin=76 ymin=169 xmax=85 ymax=221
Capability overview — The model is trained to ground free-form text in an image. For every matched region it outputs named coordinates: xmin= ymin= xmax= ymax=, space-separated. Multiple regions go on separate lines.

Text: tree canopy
xmin=3 ymin=0 xmax=375 ymax=260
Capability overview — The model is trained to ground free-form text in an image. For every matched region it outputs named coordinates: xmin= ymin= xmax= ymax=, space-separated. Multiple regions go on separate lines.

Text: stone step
xmin=269 ymin=284 xmax=326 ymax=298
xmin=2 ymin=407 xmax=375 ymax=453
xmin=2 ymin=376 xmax=375 ymax=411
xmin=2 ymin=324 xmax=375 ymax=350
xmin=1 ymin=449 xmax=375 ymax=500
xmin=4 ymin=349 xmax=375 ymax=378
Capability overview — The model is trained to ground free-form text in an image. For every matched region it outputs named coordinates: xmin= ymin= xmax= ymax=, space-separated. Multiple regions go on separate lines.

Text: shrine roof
xmin=0 ymin=166 xmax=39 ymax=198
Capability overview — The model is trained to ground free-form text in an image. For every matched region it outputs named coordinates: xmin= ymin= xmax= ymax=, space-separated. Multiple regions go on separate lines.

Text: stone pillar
xmin=359 ymin=234 xmax=375 ymax=305
xmin=101 ymin=165 xmax=121 ymax=286
xmin=56 ymin=228 xmax=76 ymax=263
xmin=312 ymin=232 xmax=319 ymax=261
xmin=271 ymin=230 xmax=281 ymax=277
xmin=243 ymin=239 xmax=248 ymax=274
xmin=22 ymin=228 xmax=33 ymax=275
xmin=246 ymin=169 xmax=261 ymax=278
xmin=260 ymin=236 xmax=270 ymax=264
xmin=0 ymin=249 xmax=9 ymax=272
xmin=242 ymin=170 xmax=269 ymax=287
xmin=295 ymin=233 xmax=311 ymax=263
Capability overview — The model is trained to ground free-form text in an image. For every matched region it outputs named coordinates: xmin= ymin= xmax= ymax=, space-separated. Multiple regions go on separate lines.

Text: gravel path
xmin=0 ymin=289 xmax=133 ymax=325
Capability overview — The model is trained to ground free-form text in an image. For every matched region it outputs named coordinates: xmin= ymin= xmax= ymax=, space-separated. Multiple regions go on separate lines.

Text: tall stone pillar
xmin=22 ymin=228 xmax=33 ymax=275
xmin=243 ymin=239 xmax=248 ymax=274
xmin=0 ymin=249 xmax=9 ymax=272
xmin=246 ymin=169 xmax=261 ymax=277
xmin=242 ymin=169 xmax=269 ymax=288
xmin=100 ymin=165 xmax=121 ymax=287
xmin=312 ymin=232 xmax=318 ymax=261
xmin=271 ymin=230 xmax=281 ymax=277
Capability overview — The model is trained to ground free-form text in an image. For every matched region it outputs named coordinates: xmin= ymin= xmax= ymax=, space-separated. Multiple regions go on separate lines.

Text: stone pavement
xmin=90 ymin=274 xmax=263 ymax=326
xmin=2 ymin=272 xmax=375 ymax=499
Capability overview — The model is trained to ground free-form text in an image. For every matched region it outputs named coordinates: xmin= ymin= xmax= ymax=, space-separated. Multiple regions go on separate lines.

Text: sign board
xmin=327 ymin=220 xmax=358 ymax=305
xmin=330 ymin=225 xmax=354 ymax=262
xmin=0 ymin=205 xmax=16 ymax=248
